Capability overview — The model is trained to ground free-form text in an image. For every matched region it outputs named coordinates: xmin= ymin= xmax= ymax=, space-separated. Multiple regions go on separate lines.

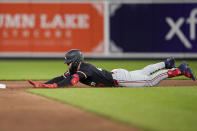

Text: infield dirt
xmin=0 ymin=80 xmax=197 ymax=131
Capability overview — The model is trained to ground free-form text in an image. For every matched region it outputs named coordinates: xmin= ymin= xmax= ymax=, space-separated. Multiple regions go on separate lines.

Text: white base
xmin=0 ymin=84 xmax=6 ymax=89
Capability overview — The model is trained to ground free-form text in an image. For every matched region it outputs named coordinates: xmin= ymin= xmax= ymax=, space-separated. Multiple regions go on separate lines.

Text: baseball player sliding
xmin=28 ymin=49 xmax=196 ymax=88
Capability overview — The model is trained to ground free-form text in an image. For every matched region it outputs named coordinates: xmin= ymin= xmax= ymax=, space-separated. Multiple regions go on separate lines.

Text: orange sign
xmin=0 ymin=3 xmax=104 ymax=53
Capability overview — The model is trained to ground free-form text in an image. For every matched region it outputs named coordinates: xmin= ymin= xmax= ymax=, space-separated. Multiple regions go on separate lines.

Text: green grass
xmin=28 ymin=87 xmax=197 ymax=131
xmin=1 ymin=59 xmax=197 ymax=130
xmin=0 ymin=59 xmax=197 ymax=80
xmin=0 ymin=60 xmax=65 ymax=80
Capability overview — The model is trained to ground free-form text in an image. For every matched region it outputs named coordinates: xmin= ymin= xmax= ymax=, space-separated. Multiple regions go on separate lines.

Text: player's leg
xmin=146 ymin=70 xmax=168 ymax=87
xmin=112 ymin=69 xmax=168 ymax=87
xmin=111 ymin=57 xmax=175 ymax=87
xmin=141 ymin=57 xmax=175 ymax=75
xmin=124 ymin=70 xmax=169 ymax=87
xmin=111 ymin=61 xmax=195 ymax=87
xmin=146 ymin=61 xmax=196 ymax=86
xmin=141 ymin=62 xmax=165 ymax=76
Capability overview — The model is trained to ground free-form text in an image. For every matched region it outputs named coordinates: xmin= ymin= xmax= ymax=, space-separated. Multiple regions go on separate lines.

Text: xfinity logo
xmin=165 ymin=8 xmax=197 ymax=49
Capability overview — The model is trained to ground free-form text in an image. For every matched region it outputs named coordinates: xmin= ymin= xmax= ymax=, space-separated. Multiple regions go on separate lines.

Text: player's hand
xmin=28 ymin=80 xmax=43 ymax=88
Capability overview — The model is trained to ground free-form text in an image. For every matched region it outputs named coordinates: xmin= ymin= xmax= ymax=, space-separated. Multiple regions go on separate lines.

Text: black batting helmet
xmin=64 ymin=49 xmax=84 ymax=65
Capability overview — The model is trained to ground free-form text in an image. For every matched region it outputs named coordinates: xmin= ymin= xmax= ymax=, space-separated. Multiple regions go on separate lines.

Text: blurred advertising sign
xmin=0 ymin=3 xmax=104 ymax=54
xmin=110 ymin=4 xmax=197 ymax=53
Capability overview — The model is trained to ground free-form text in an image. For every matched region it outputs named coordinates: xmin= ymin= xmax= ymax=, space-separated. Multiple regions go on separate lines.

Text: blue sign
xmin=110 ymin=4 xmax=197 ymax=53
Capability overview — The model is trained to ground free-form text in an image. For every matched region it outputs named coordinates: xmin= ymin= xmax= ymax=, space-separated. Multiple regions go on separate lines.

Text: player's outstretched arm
xmin=28 ymin=73 xmax=80 ymax=88
xmin=28 ymin=73 xmax=68 ymax=88
xmin=40 ymin=74 xmax=79 ymax=88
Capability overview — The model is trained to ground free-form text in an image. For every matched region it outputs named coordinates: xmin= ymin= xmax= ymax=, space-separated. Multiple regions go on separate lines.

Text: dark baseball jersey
xmin=76 ymin=62 xmax=115 ymax=87
xmin=61 ymin=62 xmax=115 ymax=87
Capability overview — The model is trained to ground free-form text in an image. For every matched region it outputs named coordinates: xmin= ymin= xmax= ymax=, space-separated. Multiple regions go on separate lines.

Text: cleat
xmin=178 ymin=61 xmax=196 ymax=81
xmin=165 ymin=57 xmax=175 ymax=69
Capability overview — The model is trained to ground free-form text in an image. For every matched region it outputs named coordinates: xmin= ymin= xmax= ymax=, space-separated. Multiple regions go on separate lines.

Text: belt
xmin=111 ymin=72 xmax=118 ymax=86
